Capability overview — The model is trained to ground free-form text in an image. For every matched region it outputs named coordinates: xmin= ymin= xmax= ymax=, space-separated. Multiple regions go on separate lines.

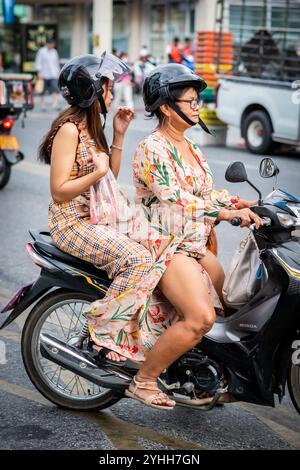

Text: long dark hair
xmin=38 ymin=95 xmax=109 ymax=165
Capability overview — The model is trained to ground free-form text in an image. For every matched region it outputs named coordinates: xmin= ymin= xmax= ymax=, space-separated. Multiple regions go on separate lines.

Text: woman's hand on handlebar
xmin=233 ymin=197 xmax=258 ymax=209
xmin=217 ymin=208 xmax=263 ymax=229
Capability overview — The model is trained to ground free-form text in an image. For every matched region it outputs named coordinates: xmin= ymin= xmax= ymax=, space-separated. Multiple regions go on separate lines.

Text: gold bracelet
xmin=111 ymin=144 xmax=123 ymax=151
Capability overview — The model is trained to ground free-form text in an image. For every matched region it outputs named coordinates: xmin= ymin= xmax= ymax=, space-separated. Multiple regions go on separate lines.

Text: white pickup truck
xmin=216 ymin=76 xmax=300 ymax=154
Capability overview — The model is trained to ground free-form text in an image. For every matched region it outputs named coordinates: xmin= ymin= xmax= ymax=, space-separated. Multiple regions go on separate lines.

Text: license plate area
xmin=0 ymin=135 xmax=19 ymax=150
xmin=1 ymin=282 xmax=33 ymax=313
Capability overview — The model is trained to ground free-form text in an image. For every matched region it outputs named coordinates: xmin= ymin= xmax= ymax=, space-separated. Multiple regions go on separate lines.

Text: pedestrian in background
xmin=181 ymin=37 xmax=195 ymax=71
xmin=113 ymin=52 xmax=134 ymax=111
xmin=35 ymin=38 xmax=60 ymax=112
xmin=133 ymin=48 xmax=156 ymax=94
xmin=166 ymin=37 xmax=182 ymax=64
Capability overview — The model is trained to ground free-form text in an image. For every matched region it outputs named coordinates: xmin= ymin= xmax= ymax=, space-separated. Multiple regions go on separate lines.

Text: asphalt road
xmin=0 ymin=97 xmax=299 ymax=450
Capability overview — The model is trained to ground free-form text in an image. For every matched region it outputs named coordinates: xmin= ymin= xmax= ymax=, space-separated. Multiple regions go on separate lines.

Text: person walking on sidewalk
xmin=35 ymin=38 xmax=60 ymax=111
xmin=113 ymin=52 xmax=134 ymax=111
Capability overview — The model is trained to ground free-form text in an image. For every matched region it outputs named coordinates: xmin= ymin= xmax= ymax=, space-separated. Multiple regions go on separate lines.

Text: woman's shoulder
xmin=58 ymin=121 xmax=79 ymax=135
xmin=138 ymin=130 xmax=167 ymax=152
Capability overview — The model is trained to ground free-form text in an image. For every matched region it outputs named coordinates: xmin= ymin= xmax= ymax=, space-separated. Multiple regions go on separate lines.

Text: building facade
xmin=0 ymin=0 xmax=219 ymax=69
xmin=1 ymin=1 xmax=299 ymax=70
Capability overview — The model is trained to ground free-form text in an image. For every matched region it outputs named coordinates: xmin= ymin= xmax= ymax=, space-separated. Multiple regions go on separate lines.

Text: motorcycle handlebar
xmin=231 ymin=217 xmax=242 ymax=226
xmin=230 ymin=216 xmax=272 ymax=228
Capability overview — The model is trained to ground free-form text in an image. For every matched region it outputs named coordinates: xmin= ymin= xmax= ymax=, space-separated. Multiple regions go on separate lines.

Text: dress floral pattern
xmin=85 ymin=130 xmax=238 ymax=361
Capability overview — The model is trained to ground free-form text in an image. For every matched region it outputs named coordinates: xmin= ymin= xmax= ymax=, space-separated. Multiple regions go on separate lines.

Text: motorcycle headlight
xmin=277 ymin=212 xmax=296 ymax=228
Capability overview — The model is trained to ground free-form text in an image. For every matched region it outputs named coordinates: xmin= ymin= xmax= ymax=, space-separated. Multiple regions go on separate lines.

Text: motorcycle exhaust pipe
xmin=40 ymin=333 xmax=131 ymax=391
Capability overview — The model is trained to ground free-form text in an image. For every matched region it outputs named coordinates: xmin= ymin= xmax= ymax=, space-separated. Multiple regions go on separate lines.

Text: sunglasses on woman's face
xmin=175 ymin=98 xmax=203 ymax=110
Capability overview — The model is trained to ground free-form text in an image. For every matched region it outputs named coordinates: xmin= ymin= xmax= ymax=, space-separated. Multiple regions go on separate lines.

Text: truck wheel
xmin=0 ymin=151 xmax=11 ymax=189
xmin=243 ymin=111 xmax=274 ymax=155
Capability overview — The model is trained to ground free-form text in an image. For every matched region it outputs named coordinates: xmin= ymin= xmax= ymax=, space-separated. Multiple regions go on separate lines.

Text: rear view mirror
xmin=225 ymin=161 xmax=248 ymax=183
xmin=259 ymin=158 xmax=279 ymax=178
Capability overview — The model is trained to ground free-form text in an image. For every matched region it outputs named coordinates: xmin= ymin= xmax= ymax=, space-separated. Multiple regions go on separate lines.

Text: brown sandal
xmin=125 ymin=376 xmax=176 ymax=410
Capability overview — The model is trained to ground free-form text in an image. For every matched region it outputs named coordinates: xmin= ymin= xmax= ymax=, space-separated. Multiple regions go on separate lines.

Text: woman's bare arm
xmin=109 ymin=131 xmax=124 ymax=178
xmin=50 ymin=123 xmax=109 ymax=203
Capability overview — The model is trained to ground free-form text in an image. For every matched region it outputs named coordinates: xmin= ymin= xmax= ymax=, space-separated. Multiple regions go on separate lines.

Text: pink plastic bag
xmin=90 ymin=169 xmax=133 ymax=233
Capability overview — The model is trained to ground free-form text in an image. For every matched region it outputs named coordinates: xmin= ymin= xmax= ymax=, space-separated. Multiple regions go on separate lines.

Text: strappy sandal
xmin=96 ymin=347 xmax=127 ymax=365
xmin=125 ymin=376 xmax=176 ymax=410
xmin=92 ymin=346 xmax=141 ymax=373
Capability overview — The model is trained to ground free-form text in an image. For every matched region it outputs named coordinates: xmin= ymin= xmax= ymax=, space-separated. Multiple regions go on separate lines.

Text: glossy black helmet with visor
xmin=58 ymin=52 xmax=130 ymax=125
xmin=143 ymin=63 xmax=211 ymax=134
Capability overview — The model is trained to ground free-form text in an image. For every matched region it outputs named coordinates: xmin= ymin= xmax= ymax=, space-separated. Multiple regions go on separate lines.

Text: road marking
xmin=85 ymin=407 xmax=205 ymax=451
xmin=0 ymin=379 xmax=205 ymax=450
xmin=0 ymin=330 xmax=20 ymax=342
xmin=234 ymin=402 xmax=300 ymax=449
xmin=253 ymin=416 xmax=300 ymax=450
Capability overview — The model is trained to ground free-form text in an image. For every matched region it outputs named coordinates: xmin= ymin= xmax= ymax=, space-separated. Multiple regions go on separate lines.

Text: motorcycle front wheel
xmin=21 ymin=289 xmax=121 ymax=411
xmin=287 ymin=360 xmax=300 ymax=415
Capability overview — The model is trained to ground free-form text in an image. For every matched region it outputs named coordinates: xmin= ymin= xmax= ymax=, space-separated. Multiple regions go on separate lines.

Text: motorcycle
xmin=0 ymin=73 xmax=33 ymax=189
xmin=1 ymin=157 xmax=300 ymax=415
xmin=0 ymin=112 xmax=24 ymax=189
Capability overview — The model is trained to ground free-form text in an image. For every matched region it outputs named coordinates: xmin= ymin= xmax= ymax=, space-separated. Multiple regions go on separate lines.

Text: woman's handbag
xmin=222 ymin=232 xmax=266 ymax=309
xmin=90 ymin=169 xmax=133 ymax=234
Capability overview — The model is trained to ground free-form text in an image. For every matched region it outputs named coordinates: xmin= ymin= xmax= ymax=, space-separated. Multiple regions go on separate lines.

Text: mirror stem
xmin=246 ymin=180 xmax=262 ymax=206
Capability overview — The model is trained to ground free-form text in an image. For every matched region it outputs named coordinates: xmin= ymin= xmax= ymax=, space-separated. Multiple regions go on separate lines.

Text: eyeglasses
xmin=175 ymin=98 xmax=203 ymax=110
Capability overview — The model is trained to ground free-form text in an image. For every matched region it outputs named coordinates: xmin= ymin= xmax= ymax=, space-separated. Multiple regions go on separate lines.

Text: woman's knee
xmin=184 ymin=307 xmax=216 ymax=338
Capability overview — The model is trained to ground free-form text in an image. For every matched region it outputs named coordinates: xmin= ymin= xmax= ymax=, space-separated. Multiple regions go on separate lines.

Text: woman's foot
xmin=125 ymin=375 xmax=176 ymax=410
xmin=92 ymin=345 xmax=127 ymax=362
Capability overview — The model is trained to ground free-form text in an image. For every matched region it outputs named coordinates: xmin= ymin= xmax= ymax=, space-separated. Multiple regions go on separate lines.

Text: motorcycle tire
xmin=21 ymin=289 xmax=122 ymax=411
xmin=287 ymin=359 xmax=300 ymax=415
xmin=0 ymin=151 xmax=11 ymax=189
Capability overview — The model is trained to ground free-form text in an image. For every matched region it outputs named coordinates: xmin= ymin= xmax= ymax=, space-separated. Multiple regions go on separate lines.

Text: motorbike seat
xmin=29 ymin=229 xmax=110 ymax=280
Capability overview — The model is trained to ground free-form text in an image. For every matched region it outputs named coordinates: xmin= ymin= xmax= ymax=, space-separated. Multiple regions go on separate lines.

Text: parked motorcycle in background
xmin=0 ymin=73 xmax=34 ymax=189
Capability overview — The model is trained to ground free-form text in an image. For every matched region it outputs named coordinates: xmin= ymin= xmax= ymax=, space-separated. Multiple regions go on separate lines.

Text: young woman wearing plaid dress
xmin=38 ymin=54 xmax=153 ymax=363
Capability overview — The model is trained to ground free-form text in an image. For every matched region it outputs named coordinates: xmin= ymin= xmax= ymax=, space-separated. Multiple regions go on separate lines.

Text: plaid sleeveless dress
xmin=48 ymin=119 xmax=153 ymax=296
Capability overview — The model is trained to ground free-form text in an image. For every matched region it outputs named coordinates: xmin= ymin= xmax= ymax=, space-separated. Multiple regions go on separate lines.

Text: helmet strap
xmin=169 ymin=102 xmax=212 ymax=135
xmin=95 ymin=81 xmax=107 ymax=128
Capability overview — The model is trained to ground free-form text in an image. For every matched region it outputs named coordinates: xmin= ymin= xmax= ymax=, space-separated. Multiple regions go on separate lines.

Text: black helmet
xmin=143 ymin=63 xmax=206 ymax=112
xmin=58 ymin=52 xmax=130 ymax=110
xmin=143 ymin=63 xmax=211 ymax=134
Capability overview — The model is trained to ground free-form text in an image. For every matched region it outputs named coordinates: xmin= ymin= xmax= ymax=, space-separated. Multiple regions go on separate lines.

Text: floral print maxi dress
xmin=85 ymin=130 xmax=238 ymax=361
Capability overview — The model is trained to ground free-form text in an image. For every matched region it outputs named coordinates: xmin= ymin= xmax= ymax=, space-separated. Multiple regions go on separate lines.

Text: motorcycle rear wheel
xmin=21 ymin=289 xmax=122 ymax=411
